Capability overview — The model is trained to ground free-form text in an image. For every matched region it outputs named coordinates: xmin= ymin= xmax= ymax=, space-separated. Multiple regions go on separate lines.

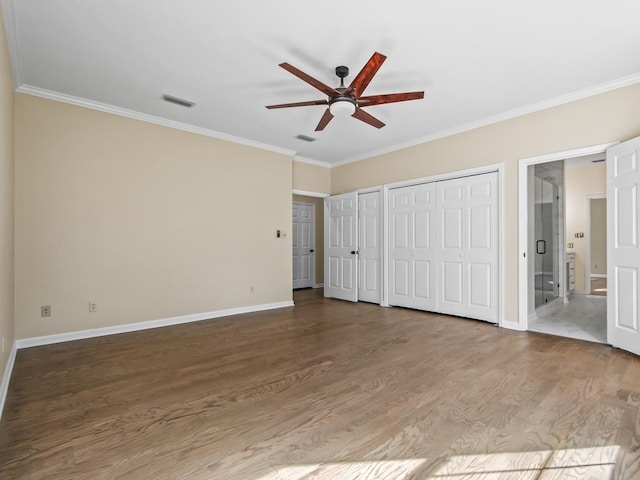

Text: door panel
xmin=388 ymin=183 xmax=437 ymax=310
xmin=358 ymin=192 xmax=381 ymax=303
xmin=607 ymin=137 xmax=640 ymax=356
xmin=325 ymin=192 xmax=358 ymax=302
xmin=436 ymin=172 xmax=499 ymax=322
xmin=292 ymin=203 xmax=314 ymax=289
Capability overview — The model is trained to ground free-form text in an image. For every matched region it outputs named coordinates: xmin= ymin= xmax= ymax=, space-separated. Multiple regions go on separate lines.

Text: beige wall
xmin=293 ymin=161 xmax=331 ymax=194
xmin=293 ymin=194 xmax=324 ymax=286
xmin=0 ymin=6 xmax=15 ymax=375
xmin=590 ymin=198 xmax=607 ymax=276
xmin=332 ymin=84 xmax=640 ymax=324
xmin=565 ymin=163 xmax=607 ymax=292
xmin=15 ymin=94 xmax=293 ymax=339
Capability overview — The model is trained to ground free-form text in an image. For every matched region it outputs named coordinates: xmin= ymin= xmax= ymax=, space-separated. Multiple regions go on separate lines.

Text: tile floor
xmin=529 ymin=294 xmax=607 ymax=344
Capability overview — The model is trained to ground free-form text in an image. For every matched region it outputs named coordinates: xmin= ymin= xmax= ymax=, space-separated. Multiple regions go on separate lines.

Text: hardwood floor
xmin=591 ymin=277 xmax=608 ymax=296
xmin=1 ymin=288 xmax=639 ymax=479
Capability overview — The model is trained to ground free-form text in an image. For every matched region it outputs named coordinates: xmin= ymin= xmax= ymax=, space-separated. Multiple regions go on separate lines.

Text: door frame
xmin=585 ymin=194 xmax=607 ymax=292
xmin=292 ymin=201 xmax=315 ymax=289
xmin=381 ymin=163 xmax=505 ymax=327
xmin=517 ymin=143 xmax=616 ymax=332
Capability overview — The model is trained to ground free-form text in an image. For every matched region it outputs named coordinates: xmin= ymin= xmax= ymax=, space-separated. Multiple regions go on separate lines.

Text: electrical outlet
xmin=41 ymin=305 xmax=51 ymax=317
xmin=89 ymin=302 xmax=97 ymax=312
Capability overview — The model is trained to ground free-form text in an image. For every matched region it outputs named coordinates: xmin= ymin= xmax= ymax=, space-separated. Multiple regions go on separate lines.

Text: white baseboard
xmin=590 ymin=274 xmax=607 ymax=279
xmin=15 ymin=300 xmax=294 ymax=350
xmin=313 ymin=283 xmax=324 ymax=289
xmin=0 ymin=341 xmax=18 ymax=421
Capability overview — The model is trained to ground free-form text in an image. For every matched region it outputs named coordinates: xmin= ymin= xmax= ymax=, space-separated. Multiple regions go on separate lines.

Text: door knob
xmin=310 ymin=249 xmax=314 ymax=253
xmin=351 ymin=250 xmax=358 ymax=255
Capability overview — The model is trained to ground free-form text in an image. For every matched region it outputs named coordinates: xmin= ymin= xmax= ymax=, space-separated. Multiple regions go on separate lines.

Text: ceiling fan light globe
xmin=329 ymin=100 xmax=356 ymax=117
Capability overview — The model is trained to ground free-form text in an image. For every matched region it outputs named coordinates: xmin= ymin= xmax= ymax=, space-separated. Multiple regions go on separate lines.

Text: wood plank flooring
xmin=1 ymin=288 xmax=639 ymax=479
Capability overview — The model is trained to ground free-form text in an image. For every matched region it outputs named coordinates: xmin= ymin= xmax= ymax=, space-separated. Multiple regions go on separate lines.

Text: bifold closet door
xmin=358 ymin=191 xmax=381 ymax=303
xmin=388 ymin=183 xmax=437 ymax=310
xmin=437 ymin=172 xmax=498 ymax=322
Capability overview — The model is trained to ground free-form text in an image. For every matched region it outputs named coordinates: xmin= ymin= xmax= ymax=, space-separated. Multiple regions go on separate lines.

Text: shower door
xmin=534 ymin=176 xmax=559 ymax=307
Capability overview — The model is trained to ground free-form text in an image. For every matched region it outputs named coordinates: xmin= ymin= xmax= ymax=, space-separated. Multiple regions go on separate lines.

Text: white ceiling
xmin=3 ymin=0 xmax=640 ymax=166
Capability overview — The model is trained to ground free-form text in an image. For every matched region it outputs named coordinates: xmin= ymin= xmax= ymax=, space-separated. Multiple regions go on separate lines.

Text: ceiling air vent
xmin=296 ymin=134 xmax=316 ymax=142
xmin=162 ymin=93 xmax=196 ymax=108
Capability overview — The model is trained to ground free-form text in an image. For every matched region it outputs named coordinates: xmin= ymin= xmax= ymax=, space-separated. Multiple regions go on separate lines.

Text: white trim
xmin=517 ymin=143 xmax=617 ymax=332
xmin=16 ymin=85 xmax=297 ymax=158
xmin=14 ymin=301 xmax=294 ymax=350
xmin=385 ymin=163 xmax=504 ymax=191
xmin=0 ymin=0 xmax=21 ymax=87
xmin=331 ymin=73 xmax=640 ymax=168
xmin=358 ymin=186 xmax=382 ymax=194
xmin=497 ymin=164 xmax=506 ymax=329
xmin=292 ymin=189 xmax=329 ymax=198
xmin=381 ymin=184 xmax=390 ymax=307
xmin=590 ymin=274 xmax=607 ymax=279
xmin=313 ymin=283 xmax=324 ymax=289
xmin=293 ymin=156 xmax=332 ymax=169
xmin=0 ymin=341 xmax=18 ymax=420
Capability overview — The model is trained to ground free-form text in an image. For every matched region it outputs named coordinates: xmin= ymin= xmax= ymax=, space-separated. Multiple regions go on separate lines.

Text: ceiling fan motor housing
xmin=335 ymin=65 xmax=349 ymax=79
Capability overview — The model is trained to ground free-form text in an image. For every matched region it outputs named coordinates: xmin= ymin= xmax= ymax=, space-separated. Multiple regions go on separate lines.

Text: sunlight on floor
xmin=256 ymin=446 xmax=619 ymax=479
xmin=255 ymin=459 xmax=427 ymax=479
xmin=431 ymin=446 xmax=619 ymax=479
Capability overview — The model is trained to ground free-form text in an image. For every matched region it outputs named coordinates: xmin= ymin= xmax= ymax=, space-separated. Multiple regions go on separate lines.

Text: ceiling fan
xmin=266 ymin=52 xmax=424 ymax=131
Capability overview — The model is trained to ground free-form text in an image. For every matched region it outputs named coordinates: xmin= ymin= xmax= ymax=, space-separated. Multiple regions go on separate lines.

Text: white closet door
xmin=358 ymin=191 xmax=381 ymax=304
xmin=292 ymin=202 xmax=314 ymax=289
xmin=325 ymin=192 xmax=359 ymax=302
xmin=388 ymin=183 xmax=437 ymax=310
xmin=437 ymin=172 xmax=499 ymax=322
xmin=607 ymin=137 xmax=640 ymax=356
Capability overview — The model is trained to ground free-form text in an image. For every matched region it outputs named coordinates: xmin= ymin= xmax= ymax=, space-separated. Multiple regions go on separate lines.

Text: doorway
xmin=293 ymin=194 xmax=325 ymax=290
xmin=586 ymin=195 xmax=607 ymax=296
xmin=521 ymin=151 xmax=608 ymax=344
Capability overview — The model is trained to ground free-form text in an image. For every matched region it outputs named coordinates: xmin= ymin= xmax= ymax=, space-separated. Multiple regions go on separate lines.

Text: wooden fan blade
xmin=352 ymin=108 xmax=385 ymax=129
xmin=266 ymin=99 xmax=328 ymax=109
xmin=315 ymin=108 xmax=334 ymax=131
xmin=358 ymin=91 xmax=424 ymax=107
xmin=344 ymin=52 xmax=387 ymax=96
xmin=280 ymin=63 xmax=341 ymax=97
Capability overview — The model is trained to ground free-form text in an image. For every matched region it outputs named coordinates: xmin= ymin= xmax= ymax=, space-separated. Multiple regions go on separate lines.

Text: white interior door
xmin=607 ymin=137 xmax=640 ymax=356
xmin=292 ymin=202 xmax=314 ymax=289
xmin=325 ymin=192 xmax=358 ymax=302
xmin=437 ymin=173 xmax=499 ymax=322
xmin=358 ymin=191 xmax=381 ymax=304
xmin=388 ymin=183 xmax=437 ymax=310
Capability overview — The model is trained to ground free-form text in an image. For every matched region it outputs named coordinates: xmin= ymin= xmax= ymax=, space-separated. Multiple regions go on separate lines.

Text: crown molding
xmin=331 ymin=72 xmax=640 ymax=168
xmin=292 ymin=189 xmax=329 ymax=198
xmin=16 ymin=84 xmax=297 ymax=158
xmin=292 ymin=155 xmax=331 ymax=168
